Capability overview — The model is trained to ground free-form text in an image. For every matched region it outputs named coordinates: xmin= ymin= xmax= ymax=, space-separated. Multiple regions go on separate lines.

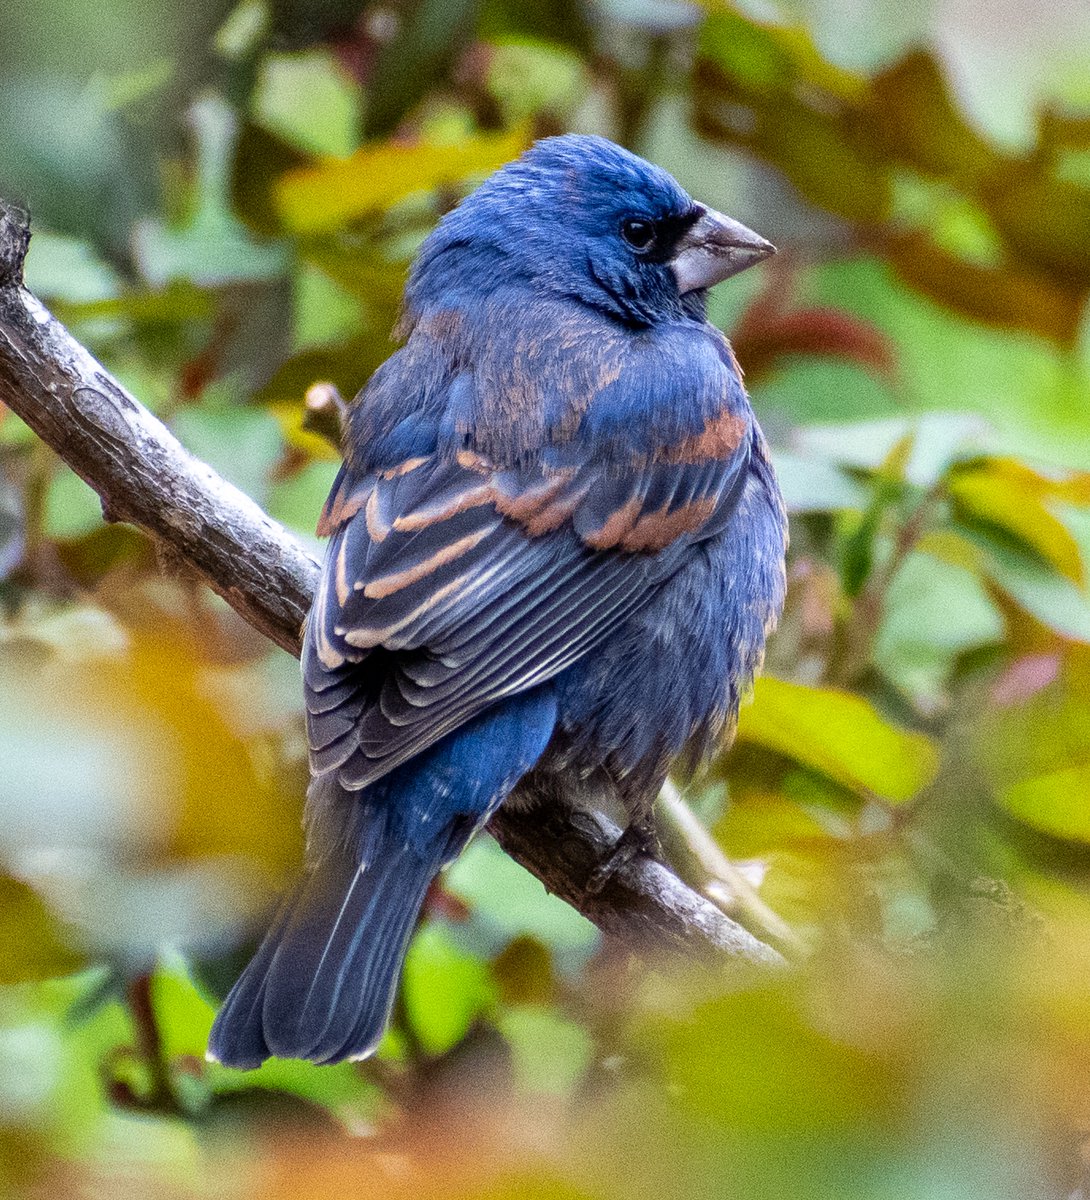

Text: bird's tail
xmin=208 ymin=783 xmax=465 ymax=1069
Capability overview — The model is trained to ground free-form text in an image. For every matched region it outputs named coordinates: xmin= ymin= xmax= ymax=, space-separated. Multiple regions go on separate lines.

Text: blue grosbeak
xmin=209 ymin=134 xmax=786 ymax=1067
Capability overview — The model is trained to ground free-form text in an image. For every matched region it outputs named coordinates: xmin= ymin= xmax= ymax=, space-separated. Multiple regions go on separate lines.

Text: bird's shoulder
xmin=346 ymin=291 xmax=751 ymax=477
xmin=320 ymin=298 xmax=755 ymax=558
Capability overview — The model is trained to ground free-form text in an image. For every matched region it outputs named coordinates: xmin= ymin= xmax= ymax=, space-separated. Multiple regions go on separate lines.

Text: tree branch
xmin=0 ymin=200 xmax=783 ymax=972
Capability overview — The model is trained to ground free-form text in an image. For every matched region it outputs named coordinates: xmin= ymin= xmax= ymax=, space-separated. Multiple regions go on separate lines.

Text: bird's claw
xmin=586 ymin=821 xmax=660 ymax=895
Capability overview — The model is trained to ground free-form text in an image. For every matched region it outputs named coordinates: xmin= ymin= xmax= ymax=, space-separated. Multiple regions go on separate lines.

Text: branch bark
xmin=0 ymin=200 xmax=783 ymax=972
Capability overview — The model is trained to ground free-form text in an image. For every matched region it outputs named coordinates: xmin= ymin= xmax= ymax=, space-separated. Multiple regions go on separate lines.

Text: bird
xmin=208 ymin=133 xmax=787 ymax=1068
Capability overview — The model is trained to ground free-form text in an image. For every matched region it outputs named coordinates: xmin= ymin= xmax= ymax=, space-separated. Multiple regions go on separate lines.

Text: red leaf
xmin=733 ymin=303 xmax=896 ymax=383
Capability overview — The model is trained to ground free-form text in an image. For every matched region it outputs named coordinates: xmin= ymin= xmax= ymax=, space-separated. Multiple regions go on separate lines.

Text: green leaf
xmin=971 ymin=534 xmax=1090 ymax=643
xmin=840 ymin=488 xmax=888 ymax=597
xmin=253 ymin=51 xmax=361 ymax=158
xmin=292 ymin=264 xmax=363 ymax=353
xmin=267 ymin=460 xmax=341 ymax=540
xmin=486 ymin=38 xmax=588 ymax=125
xmin=215 ymin=0 xmax=268 ymax=60
xmin=889 ymin=170 xmax=1004 ymax=268
xmin=655 ymin=987 xmax=897 ymax=1136
xmin=156 ymin=957 xmax=379 ymax=1115
xmin=498 ymin=1006 xmax=593 ymax=1097
xmin=735 ymin=677 xmax=939 ymax=803
xmin=792 ymin=411 xmax=990 ymax=487
xmin=43 ymin=470 xmax=104 ymax=541
xmin=701 ymin=10 xmax=866 ymax=102
xmin=950 ymin=459 xmax=1086 ymax=584
xmin=23 ymin=232 xmax=121 ymax=304
xmin=792 ymin=2 xmax=933 ymax=74
xmin=51 ymin=282 xmax=215 ymax=329
xmin=806 ymin=258 xmax=1090 ymax=467
xmin=876 ymin=550 xmax=1004 ymax=704
xmin=402 ymin=923 xmax=497 ymax=1056
xmin=445 ymin=837 xmax=598 ymax=966
xmin=770 ymin=451 xmax=868 ymax=513
xmin=714 ymin=787 xmax=835 ymax=859
xmin=1002 ymin=763 xmax=1090 ymax=844
xmin=757 ymin=357 xmax=897 ymax=425
xmin=89 ymin=58 xmax=174 ymax=112
xmin=172 ymin=399 xmax=283 ymax=508
xmin=135 ymin=95 xmax=288 ymax=287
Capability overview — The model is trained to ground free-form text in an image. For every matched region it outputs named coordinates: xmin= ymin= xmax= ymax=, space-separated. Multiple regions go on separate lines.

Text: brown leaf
xmin=884 ymin=231 xmax=1083 ymax=345
xmin=733 ymin=303 xmax=897 ymax=382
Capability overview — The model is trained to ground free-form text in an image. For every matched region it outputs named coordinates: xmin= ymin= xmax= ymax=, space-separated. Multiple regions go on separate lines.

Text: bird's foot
xmin=586 ymin=819 xmax=660 ymax=895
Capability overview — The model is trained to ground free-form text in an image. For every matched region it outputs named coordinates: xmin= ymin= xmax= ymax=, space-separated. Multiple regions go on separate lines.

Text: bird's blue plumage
xmin=209 ymin=134 xmax=787 ymax=1067
xmin=210 ymin=689 xmax=555 ymax=1066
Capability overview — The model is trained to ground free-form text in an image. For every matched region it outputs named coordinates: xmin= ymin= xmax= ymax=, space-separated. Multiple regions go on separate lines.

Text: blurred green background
xmin=2 ymin=1 xmax=1090 ymax=1196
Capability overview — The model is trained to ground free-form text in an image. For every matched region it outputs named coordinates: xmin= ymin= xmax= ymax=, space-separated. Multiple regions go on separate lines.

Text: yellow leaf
xmin=0 ymin=876 xmax=84 ymax=983
xmin=735 ymin=677 xmax=939 ymax=803
xmin=949 ymin=459 xmax=1086 ymax=584
xmin=1003 ymin=762 xmax=1090 ymax=843
xmin=276 ymin=127 xmax=530 ymax=234
xmin=35 ymin=633 xmax=304 ymax=879
xmin=268 ymin=399 xmax=342 ymax=461
xmin=915 ymin=529 xmax=986 ymax=572
xmin=714 ymin=789 xmax=832 ymax=858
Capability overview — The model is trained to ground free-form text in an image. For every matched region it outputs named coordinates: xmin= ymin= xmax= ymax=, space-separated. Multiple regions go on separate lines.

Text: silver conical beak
xmin=670 ymin=207 xmax=776 ymax=293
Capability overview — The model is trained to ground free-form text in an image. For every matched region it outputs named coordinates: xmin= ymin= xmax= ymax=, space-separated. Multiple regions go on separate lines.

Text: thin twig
xmin=659 ymin=780 xmax=806 ymax=956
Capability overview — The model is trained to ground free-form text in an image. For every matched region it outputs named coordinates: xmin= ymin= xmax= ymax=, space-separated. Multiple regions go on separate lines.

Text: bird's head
xmin=404 ymin=134 xmax=775 ymax=328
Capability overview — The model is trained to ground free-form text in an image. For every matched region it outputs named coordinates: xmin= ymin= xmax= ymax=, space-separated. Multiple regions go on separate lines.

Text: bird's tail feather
xmin=208 ymin=804 xmax=453 ymax=1068
xmin=209 ymin=687 xmax=558 ymax=1069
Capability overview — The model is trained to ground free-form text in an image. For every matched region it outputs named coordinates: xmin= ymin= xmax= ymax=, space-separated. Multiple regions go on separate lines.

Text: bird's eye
xmin=621 ymin=218 xmax=656 ymax=251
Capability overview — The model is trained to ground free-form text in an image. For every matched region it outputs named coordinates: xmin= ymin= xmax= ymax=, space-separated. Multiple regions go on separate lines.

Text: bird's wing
xmin=305 ymin=425 xmax=752 ymax=792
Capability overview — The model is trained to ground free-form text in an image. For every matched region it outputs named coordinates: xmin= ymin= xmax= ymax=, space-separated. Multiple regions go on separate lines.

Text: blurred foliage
xmin=2 ymin=0 xmax=1090 ymax=1196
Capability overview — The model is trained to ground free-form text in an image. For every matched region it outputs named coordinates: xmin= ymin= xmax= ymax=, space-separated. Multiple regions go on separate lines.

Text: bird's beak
xmin=670 ymin=207 xmax=776 ymax=294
